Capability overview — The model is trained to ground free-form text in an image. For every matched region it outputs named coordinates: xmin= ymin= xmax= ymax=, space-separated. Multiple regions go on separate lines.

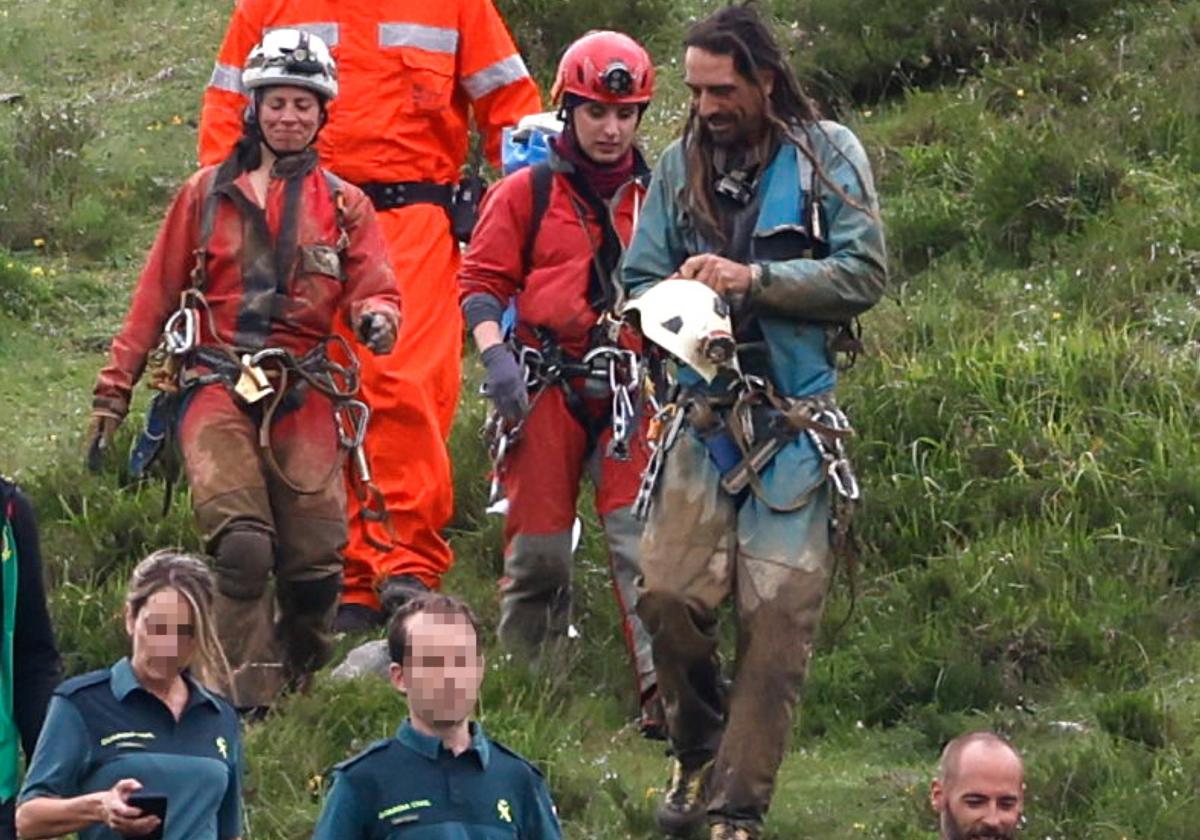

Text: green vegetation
xmin=3 ymin=0 xmax=1200 ymax=836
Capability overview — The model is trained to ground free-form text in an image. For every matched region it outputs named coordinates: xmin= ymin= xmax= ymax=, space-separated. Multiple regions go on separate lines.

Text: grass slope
xmin=3 ymin=0 xmax=1200 ymax=836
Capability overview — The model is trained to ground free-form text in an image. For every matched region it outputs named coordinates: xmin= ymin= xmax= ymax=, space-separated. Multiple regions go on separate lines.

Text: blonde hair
xmin=127 ymin=549 xmax=234 ymax=700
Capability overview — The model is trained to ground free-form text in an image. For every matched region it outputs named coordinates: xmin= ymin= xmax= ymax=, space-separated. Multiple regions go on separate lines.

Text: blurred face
xmin=392 ymin=612 xmax=483 ymax=728
xmin=126 ymin=588 xmax=196 ymax=684
xmin=683 ymin=47 xmax=772 ymax=148
xmin=572 ymin=100 xmax=640 ymax=164
xmin=258 ymin=85 xmax=322 ymax=153
xmin=931 ymin=743 xmax=1025 ymax=840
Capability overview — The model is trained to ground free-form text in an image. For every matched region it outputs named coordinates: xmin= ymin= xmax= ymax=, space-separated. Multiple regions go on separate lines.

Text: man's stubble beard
xmin=941 ymin=811 xmax=1016 ymax=840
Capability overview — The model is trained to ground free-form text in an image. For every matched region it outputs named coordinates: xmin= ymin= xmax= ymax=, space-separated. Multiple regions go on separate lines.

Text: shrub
xmin=781 ymin=0 xmax=1148 ymax=108
xmin=496 ymin=0 xmax=682 ymax=87
xmin=1097 ymin=691 xmax=1169 ymax=749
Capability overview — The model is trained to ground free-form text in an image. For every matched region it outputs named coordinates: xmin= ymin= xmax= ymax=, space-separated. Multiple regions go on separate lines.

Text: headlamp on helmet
xmin=601 ymin=62 xmax=635 ymax=97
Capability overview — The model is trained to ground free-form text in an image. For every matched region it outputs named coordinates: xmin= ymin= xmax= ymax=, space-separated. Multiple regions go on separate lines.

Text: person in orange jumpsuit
xmin=457 ymin=31 xmax=663 ymax=736
xmin=86 ymin=30 xmax=402 ymax=708
xmin=198 ymin=1 xmax=543 ymax=630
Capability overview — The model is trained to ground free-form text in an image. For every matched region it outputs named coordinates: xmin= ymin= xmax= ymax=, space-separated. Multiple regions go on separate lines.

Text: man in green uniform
xmin=312 ymin=593 xmax=561 ymax=838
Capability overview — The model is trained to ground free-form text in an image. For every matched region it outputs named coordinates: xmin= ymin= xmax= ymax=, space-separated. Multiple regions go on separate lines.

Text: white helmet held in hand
xmin=242 ymin=29 xmax=338 ymax=101
xmin=622 ymin=279 xmax=738 ymax=382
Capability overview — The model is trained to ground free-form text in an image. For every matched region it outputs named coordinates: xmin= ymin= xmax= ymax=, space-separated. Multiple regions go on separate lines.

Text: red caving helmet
xmin=551 ymin=30 xmax=655 ymax=107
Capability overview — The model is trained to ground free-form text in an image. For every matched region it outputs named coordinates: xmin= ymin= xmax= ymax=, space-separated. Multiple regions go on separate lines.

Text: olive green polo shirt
xmin=313 ymin=720 xmax=561 ymax=839
xmin=18 ymin=657 xmax=242 ymax=840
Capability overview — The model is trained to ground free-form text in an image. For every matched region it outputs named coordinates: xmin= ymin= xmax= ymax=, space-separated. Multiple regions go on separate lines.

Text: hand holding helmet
xmin=676 ymin=254 xmax=755 ymax=299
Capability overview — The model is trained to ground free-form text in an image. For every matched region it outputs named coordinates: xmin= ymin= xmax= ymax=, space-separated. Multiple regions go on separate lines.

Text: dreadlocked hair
xmin=682 ymin=2 xmax=873 ymax=246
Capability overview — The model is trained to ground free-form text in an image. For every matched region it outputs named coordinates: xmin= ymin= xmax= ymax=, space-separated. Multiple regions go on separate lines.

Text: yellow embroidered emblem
xmin=497 ymin=799 xmax=512 ymax=823
xmin=216 ymin=736 xmax=228 ymax=759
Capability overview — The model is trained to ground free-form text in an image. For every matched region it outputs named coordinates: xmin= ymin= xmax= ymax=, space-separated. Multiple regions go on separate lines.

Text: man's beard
xmin=941 ymin=811 xmax=1016 ymax=840
xmin=700 ymin=115 xmax=740 ymax=147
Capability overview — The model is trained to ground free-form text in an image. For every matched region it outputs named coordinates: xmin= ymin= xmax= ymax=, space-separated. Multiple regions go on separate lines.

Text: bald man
xmin=929 ymin=731 xmax=1025 ymax=840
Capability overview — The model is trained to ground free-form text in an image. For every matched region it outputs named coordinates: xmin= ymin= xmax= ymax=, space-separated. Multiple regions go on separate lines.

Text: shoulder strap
xmin=189 ymin=171 xmax=223 ymax=293
xmin=321 ymin=169 xmax=351 ymax=254
xmin=522 ymin=162 xmax=554 ymax=273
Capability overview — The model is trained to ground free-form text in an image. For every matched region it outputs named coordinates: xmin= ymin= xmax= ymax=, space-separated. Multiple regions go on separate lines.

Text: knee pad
xmin=212 ymin=527 xmax=274 ymax=601
xmin=504 ymin=533 xmax=572 ymax=597
xmin=278 ymin=573 xmax=342 ymax=615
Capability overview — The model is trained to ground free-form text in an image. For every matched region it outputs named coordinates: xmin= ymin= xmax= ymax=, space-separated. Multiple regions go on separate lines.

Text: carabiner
xmin=162 ymin=307 xmax=197 ymax=355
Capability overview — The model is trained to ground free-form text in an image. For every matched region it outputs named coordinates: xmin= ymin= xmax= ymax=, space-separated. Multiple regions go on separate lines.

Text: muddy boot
xmin=277 ymin=573 xmax=341 ymax=689
xmin=656 ymin=757 xmax=714 ymax=837
xmin=378 ymin=574 xmax=430 ymax=618
xmin=334 ymin=603 xmax=385 ymax=634
xmin=640 ymin=685 xmax=667 ymax=741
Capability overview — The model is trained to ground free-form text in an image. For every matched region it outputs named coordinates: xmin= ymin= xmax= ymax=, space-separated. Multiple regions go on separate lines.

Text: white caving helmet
xmin=242 ymin=29 xmax=338 ymax=101
xmin=622 ymin=279 xmax=738 ymax=383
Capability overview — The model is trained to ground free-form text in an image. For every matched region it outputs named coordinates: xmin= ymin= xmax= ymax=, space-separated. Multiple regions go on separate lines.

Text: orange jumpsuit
xmin=199 ymin=1 xmax=542 ymax=608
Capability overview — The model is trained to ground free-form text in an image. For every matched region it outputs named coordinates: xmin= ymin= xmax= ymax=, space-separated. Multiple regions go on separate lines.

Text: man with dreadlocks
xmin=622 ymin=5 xmax=887 ymax=838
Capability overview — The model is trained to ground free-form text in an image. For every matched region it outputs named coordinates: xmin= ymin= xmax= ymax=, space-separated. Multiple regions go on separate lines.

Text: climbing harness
xmin=481 ymin=338 xmax=642 ymax=509
xmin=632 ymin=372 xmax=860 ymax=530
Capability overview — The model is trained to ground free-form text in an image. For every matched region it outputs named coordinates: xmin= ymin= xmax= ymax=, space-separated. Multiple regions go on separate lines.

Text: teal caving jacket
xmin=623 ymin=120 xmax=888 ymax=499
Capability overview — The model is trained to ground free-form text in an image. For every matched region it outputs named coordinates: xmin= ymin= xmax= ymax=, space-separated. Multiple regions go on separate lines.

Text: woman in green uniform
xmin=16 ymin=550 xmax=243 ymax=840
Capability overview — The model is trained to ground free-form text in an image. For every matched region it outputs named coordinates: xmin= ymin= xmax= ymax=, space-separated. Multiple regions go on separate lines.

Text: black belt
xmin=357 ymin=181 xmax=454 ymax=212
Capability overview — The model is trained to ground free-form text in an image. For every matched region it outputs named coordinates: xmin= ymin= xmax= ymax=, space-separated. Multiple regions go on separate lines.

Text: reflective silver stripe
xmin=462 ymin=54 xmax=530 ymax=100
xmin=266 ymin=22 xmax=340 ymax=47
xmin=378 ymin=23 xmax=458 ymax=54
xmin=208 ymin=62 xmax=245 ymax=94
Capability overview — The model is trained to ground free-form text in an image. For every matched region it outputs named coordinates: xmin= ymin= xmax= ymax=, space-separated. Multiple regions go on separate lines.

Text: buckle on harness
xmin=234 ymin=354 xmax=275 ymax=404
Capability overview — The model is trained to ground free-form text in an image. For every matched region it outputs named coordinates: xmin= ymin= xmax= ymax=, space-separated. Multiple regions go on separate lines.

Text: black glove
xmin=356 ymin=311 xmax=396 ymax=355
xmin=84 ymin=414 xmax=121 ymax=472
xmin=481 ymin=344 xmax=528 ymax=424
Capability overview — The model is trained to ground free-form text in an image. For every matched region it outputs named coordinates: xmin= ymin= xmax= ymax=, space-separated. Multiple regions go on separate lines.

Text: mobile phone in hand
xmin=124 ymin=792 xmax=167 ymax=840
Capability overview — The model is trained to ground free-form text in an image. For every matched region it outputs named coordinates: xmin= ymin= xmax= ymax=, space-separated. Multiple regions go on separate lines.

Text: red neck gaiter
xmin=553 ymin=131 xmax=635 ymax=201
